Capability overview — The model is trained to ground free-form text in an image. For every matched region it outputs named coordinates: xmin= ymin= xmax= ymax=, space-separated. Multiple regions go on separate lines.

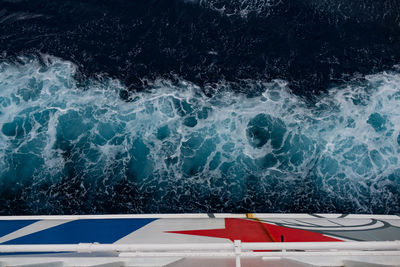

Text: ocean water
xmin=0 ymin=0 xmax=399 ymax=214
xmin=1 ymin=0 xmax=400 ymax=95
xmin=198 ymin=0 xmax=282 ymax=17
xmin=0 ymin=56 xmax=399 ymax=214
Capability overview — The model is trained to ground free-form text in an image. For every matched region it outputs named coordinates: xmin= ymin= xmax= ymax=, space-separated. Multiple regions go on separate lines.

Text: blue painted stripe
xmin=5 ymin=218 xmax=156 ymax=244
xmin=0 ymin=220 xmax=37 ymax=240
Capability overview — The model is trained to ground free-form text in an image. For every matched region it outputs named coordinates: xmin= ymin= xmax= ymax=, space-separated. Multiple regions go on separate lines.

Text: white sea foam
xmin=0 ymin=56 xmax=399 ymax=213
xmin=198 ymin=0 xmax=282 ymax=17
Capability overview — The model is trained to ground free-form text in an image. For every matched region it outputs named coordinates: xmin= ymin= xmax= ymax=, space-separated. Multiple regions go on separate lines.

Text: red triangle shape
xmin=167 ymin=218 xmax=341 ymax=242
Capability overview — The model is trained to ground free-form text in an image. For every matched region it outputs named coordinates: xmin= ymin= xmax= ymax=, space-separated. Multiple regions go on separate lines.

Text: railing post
xmin=234 ymin=240 xmax=241 ymax=267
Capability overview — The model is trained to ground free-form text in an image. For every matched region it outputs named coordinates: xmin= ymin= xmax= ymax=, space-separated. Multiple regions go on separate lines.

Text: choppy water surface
xmin=0 ymin=0 xmax=399 ymax=214
xmin=1 ymin=0 xmax=400 ymax=95
xmin=0 ymin=57 xmax=399 ymax=214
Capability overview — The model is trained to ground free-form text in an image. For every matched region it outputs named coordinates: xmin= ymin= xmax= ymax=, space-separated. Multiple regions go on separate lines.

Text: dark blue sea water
xmin=0 ymin=0 xmax=399 ymax=215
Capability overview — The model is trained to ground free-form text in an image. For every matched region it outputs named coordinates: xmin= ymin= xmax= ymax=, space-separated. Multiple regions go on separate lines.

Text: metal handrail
xmin=0 ymin=241 xmax=399 ymax=252
xmin=1 ymin=241 xmax=399 ymax=267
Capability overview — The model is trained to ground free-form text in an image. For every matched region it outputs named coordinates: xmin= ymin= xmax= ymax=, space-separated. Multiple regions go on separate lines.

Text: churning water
xmin=0 ymin=0 xmax=399 ymax=214
xmin=0 ymin=57 xmax=399 ymax=214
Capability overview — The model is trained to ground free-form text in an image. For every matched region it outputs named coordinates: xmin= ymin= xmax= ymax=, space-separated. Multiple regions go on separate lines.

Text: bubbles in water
xmin=198 ymin=0 xmax=282 ymax=17
xmin=0 ymin=56 xmax=399 ymax=214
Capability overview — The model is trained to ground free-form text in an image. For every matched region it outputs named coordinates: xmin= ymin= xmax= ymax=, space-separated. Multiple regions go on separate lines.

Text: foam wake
xmin=0 ymin=56 xmax=399 ymax=214
xmin=198 ymin=0 xmax=282 ymax=17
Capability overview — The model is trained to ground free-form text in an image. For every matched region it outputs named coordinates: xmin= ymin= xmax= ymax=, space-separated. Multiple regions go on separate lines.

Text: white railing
xmin=1 ymin=241 xmax=399 ymax=267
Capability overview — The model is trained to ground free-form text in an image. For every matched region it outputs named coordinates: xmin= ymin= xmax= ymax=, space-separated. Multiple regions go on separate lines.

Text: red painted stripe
xmin=167 ymin=218 xmax=342 ymax=242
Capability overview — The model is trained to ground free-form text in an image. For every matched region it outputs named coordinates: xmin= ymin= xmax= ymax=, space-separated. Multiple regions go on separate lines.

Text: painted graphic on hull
xmin=0 ymin=214 xmax=399 ymax=245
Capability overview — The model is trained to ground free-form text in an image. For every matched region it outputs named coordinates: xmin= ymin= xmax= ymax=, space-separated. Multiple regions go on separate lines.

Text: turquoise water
xmin=0 ymin=56 xmax=399 ymax=214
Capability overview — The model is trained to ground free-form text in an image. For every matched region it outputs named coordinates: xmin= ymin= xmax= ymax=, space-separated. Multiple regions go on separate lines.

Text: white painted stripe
xmin=0 ymin=214 xmax=399 ymax=220
xmin=314 ymin=214 xmax=343 ymax=218
xmin=259 ymin=219 xmax=386 ymax=231
xmin=0 ymin=214 xmax=213 ymax=220
xmin=386 ymin=220 xmax=400 ymax=227
xmin=116 ymin=219 xmax=228 ymax=244
xmin=255 ymin=214 xmax=400 ymax=220
xmin=344 ymin=215 xmax=400 ymax=220
xmin=253 ymin=214 xmax=317 ymax=219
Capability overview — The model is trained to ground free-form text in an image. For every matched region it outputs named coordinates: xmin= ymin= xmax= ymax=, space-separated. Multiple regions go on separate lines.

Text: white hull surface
xmin=0 ymin=213 xmax=399 ymax=266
